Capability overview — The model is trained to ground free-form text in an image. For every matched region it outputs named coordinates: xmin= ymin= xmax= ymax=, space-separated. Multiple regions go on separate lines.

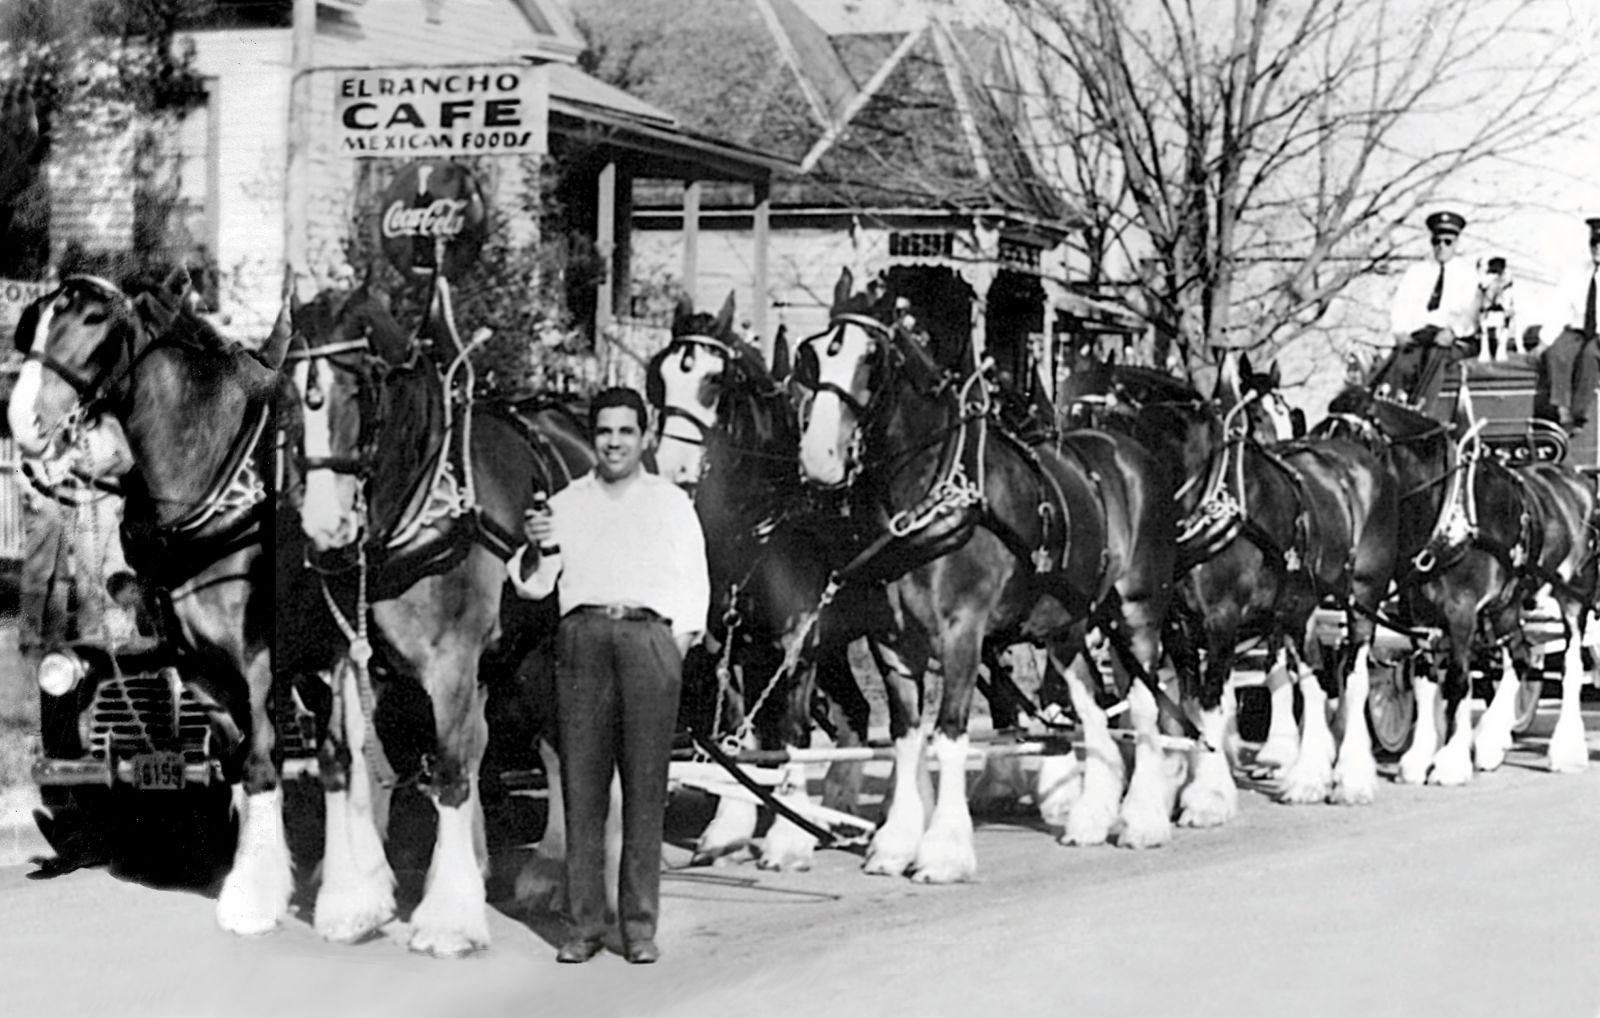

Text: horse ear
xmin=716 ymin=291 xmax=736 ymax=337
xmin=1268 ymin=360 xmax=1282 ymax=387
xmin=163 ymin=264 xmax=192 ymax=298
xmin=832 ymin=268 xmax=853 ymax=313
xmin=133 ymin=291 xmax=176 ymax=333
xmin=672 ymin=294 xmax=694 ymax=335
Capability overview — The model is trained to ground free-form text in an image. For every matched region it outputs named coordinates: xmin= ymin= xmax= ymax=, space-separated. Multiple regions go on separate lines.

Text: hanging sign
xmin=0 ymin=277 xmax=50 ymax=339
xmin=379 ymin=161 xmax=489 ymax=281
xmin=336 ymin=63 xmax=548 ymax=157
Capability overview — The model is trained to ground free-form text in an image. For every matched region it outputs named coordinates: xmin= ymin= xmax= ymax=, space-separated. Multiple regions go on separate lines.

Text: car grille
xmin=85 ymin=669 xmax=220 ymax=765
xmin=273 ymin=680 xmax=319 ymax=759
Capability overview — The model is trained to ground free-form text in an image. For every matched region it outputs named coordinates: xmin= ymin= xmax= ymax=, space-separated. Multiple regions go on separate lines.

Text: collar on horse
xmin=1175 ymin=393 xmax=1311 ymax=575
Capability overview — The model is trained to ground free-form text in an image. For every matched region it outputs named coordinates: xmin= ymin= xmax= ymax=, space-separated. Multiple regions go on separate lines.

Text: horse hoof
xmin=1425 ymin=757 xmax=1472 ymax=787
xmin=909 ymin=859 xmax=976 ymax=884
xmin=314 ymin=894 xmax=395 ymax=944
xmin=1177 ymin=792 xmax=1237 ymax=829
xmin=862 ymin=849 xmax=915 ymax=877
xmin=408 ymin=927 xmax=488 ymax=958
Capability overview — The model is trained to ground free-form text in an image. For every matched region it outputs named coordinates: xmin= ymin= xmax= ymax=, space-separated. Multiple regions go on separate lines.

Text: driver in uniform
xmin=1371 ymin=210 xmax=1481 ymax=408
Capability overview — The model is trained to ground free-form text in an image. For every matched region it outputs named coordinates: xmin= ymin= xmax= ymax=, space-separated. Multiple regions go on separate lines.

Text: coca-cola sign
xmin=378 ymin=161 xmax=488 ymax=281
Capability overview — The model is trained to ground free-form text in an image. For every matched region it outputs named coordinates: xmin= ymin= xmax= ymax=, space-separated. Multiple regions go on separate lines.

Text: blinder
xmin=791 ymin=314 xmax=893 ymax=419
xmin=20 ymin=276 xmax=144 ymax=408
xmin=285 ymin=331 xmax=390 ymax=477
xmin=649 ymin=333 xmax=738 ymax=446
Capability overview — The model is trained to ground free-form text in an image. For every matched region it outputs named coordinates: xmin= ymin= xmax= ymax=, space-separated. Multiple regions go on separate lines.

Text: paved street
xmin=2 ymin=701 xmax=1597 ymax=1018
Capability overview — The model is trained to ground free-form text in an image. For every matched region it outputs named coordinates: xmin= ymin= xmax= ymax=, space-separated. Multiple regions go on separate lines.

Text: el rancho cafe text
xmin=335 ymin=64 xmax=549 ymax=157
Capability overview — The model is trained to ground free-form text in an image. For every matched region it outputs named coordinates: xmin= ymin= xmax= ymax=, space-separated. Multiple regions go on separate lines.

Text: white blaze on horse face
xmin=655 ymin=344 xmax=723 ymax=486
xmin=295 ymin=357 xmax=360 ymax=551
xmin=7 ymin=299 xmax=55 ymax=457
xmin=798 ymin=324 xmax=874 ymax=487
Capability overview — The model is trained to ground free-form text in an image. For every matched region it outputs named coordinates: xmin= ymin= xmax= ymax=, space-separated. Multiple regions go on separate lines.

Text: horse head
xmin=5 ymin=272 xmax=199 ymax=485
xmin=287 ymin=283 xmax=412 ymax=553
xmin=793 ymin=268 xmax=920 ymax=489
xmin=1216 ymin=349 xmax=1297 ymax=444
xmin=649 ymin=290 xmax=745 ymax=486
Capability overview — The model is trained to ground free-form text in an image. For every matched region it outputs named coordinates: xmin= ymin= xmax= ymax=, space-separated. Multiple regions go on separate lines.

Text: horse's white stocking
xmin=408 ymin=786 xmax=489 ymax=957
xmin=911 ymin=732 xmax=977 ymax=882
xmin=1398 ymin=675 xmax=1441 ymax=784
xmin=216 ymin=787 xmax=294 ymax=936
xmin=1179 ymin=703 xmax=1238 ymax=827
xmin=1252 ymin=649 xmax=1300 ymax=772
xmin=1278 ymin=666 xmax=1335 ymax=804
xmin=1547 ymin=635 xmax=1590 ymax=774
xmin=1330 ymin=646 xmax=1379 ymax=806
xmin=1060 ymin=661 xmax=1122 ymax=847
xmin=1473 ymin=649 xmax=1519 ymax=772
xmin=694 ymin=796 xmax=758 ymax=864
xmin=1427 ymin=695 xmax=1475 ymax=786
xmin=1035 ymin=752 xmax=1083 ymax=827
xmin=760 ymin=762 xmax=819 ymax=872
xmin=864 ymin=733 xmax=927 ymax=875
xmin=1117 ymin=682 xmax=1173 ymax=848
xmin=315 ymin=664 xmax=397 ymax=943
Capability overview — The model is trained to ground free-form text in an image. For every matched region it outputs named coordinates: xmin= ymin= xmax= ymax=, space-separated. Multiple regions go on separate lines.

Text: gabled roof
xmin=567 ymin=0 xmax=1073 ymax=227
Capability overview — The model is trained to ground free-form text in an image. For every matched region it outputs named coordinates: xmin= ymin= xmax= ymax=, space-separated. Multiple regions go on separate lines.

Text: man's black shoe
xmin=624 ymin=940 xmax=660 ymax=964
xmin=556 ymin=938 xmax=605 ymax=963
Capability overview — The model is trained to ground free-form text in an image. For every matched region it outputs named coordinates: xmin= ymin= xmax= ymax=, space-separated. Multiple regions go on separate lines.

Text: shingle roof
xmin=568 ymin=0 xmax=1071 ymax=225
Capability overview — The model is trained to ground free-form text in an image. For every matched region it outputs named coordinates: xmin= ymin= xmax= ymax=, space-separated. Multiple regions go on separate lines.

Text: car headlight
xmin=38 ymin=651 xmax=88 ymax=697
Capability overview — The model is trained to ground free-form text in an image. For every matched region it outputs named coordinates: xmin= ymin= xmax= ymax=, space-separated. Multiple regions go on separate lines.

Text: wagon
xmin=1342 ymin=355 xmax=1600 ymax=755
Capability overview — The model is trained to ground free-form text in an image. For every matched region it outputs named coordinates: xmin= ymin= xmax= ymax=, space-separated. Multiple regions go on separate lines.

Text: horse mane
xmin=367 ymin=356 xmax=445 ymax=536
xmin=1113 ymin=364 xmax=1202 ymax=405
xmin=125 ymin=280 xmax=277 ymax=401
xmin=1328 ymin=383 xmax=1447 ymax=442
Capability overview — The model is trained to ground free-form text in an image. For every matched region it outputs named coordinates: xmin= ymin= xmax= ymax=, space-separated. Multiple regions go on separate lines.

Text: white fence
xmin=0 ymin=436 xmax=20 ymax=561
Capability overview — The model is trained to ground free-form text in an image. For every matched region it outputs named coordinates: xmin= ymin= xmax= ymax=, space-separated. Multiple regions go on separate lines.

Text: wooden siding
xmin=188 ymin=30 xmax=294 ymax=339
xmin=302 ymin=1 xmax=554 ymax=289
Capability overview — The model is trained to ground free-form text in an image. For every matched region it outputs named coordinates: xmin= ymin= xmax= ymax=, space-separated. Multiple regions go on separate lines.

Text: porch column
xmin=682 ymin=179 xmax=701 ymax=309
xmin=596 ymin=159 xmax=616 ymax=335
xmin=753 ymin=177 xmax=771 ymax=363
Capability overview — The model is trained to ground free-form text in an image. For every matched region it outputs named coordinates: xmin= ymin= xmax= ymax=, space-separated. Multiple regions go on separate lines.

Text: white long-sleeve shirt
xmin=506 ymin=470 xmax=710 ymax=640
xmin=1389 ymin=256 xmax=1480 ymax=339
xmin=1554 ymin=260 xmax=1600 ymax=333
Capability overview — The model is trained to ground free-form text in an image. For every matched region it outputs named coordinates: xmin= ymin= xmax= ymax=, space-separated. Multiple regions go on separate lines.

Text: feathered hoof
xmin=1177 ymin=787 xmax=1237 ymax=828
xmin=314 ymin=886 xmax=396 ymax=944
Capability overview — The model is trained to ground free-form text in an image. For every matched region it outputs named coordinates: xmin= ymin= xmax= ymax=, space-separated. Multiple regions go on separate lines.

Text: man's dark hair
xmin=588 ymin=386 xmax=649 ymax=433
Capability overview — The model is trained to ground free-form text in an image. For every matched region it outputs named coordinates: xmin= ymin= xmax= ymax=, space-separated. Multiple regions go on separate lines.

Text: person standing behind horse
xmin=508 ymin=386 xmax=708 ymax=965
xmin=1371 ymin=210 xmax=1481 ymax=407
xmin=1537 ymin=217 xmax=1600 ymax=433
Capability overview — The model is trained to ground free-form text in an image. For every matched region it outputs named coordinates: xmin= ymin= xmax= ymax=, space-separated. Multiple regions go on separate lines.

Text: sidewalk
xmin=0 ymin=784 xmax=46 ymax=867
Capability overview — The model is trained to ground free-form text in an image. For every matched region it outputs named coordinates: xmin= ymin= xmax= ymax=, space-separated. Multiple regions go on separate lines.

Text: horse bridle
xmin=792 ymin=313 xmax=892 ymax=420
xmin=21 ymin=276 xmax=147 ymax=416
xmin=285 ymin=325 xmax=391 ymax=478
xmin=655 ymin=333 xmax=737 ymax=449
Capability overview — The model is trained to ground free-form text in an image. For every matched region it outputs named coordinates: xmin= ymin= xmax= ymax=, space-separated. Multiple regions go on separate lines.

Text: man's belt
xmin=571 ymin=603 xmax=669 ymax=625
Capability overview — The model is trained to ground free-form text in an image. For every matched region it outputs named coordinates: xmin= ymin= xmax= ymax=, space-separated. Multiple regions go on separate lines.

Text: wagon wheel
xmin=1365 ymin=659 xmax=1415 ymax=758
xmin=1509 ymin=674 xmax=1544 ymax=737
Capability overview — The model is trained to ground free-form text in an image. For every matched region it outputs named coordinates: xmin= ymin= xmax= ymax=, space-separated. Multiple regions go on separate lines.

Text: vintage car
xmin=31 ymin=635 xmax=322 ymax=870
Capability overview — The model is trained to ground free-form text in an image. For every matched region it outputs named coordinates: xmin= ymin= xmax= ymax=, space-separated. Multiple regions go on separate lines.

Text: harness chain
xmin=315 ymin=528 xmax=395 ymax=791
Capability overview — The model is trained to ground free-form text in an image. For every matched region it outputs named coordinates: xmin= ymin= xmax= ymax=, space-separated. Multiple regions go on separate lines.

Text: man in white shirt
xmin=508 ymin=386 xmax=708 ymax=966
xmin=1537 ymin=217 xmax=1600 ymax=432
xmin=1372 ymin=210 xmax=1481 ymax=407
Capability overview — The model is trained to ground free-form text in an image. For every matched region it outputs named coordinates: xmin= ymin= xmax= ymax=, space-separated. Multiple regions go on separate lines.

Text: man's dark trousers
xmin=1540 ymin=326 xmax=1600 ymax=426
xmin=1370 ymin=326 xmax=1476 ymax=408
xmin=555 ymin=609 xmax=683 ymax=947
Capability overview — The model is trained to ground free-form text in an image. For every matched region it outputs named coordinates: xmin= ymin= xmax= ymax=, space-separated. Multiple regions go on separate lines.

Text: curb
xmin=0 ymin=786 xmax=48 ymax=868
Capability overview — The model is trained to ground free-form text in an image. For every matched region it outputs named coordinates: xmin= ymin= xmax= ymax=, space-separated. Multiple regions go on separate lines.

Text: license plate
xmin=130 ymin=752 xmax=186 ymax=790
